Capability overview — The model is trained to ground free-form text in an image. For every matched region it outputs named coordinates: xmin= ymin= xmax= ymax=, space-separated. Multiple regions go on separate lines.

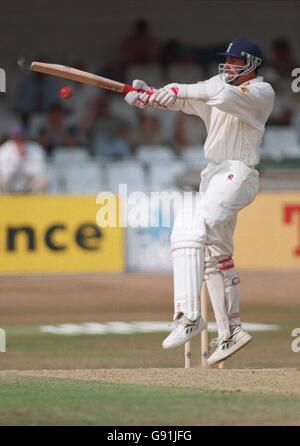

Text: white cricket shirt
xmin=169 ymin=75 xmax=275 ymax=166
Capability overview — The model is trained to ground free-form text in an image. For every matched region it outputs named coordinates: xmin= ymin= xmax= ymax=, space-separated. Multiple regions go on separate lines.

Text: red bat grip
xmin=123 ymin=84 xmax=178 ymax=96
xmin=123 ymin=84 xmax=154 ymax=95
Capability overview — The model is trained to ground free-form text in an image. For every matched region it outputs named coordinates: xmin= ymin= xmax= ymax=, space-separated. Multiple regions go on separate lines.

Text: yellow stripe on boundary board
xmin=0 ymin=195 xmax=124 ymax=273
xmin=235 ymin=191 xmax=300 ymax=269
xmin=1 ymin=192 xmax=300 ymax=272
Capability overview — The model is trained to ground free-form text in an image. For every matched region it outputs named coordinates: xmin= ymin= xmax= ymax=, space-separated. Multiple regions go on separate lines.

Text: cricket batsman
xmin=125 ymin=38 xmax=275 ymax=365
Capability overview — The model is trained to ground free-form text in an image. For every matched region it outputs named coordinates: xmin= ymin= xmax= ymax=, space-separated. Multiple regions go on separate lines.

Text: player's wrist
xmin=171 ymin=84 xmax=187 ymax=99
xmin=174 ymin=83 xmax=208 ymax=101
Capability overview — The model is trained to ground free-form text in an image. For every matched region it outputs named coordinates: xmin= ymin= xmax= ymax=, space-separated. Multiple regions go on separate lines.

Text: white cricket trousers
xmin=200 ymin=160 xmax=259 ymax=258
xmin=170 ymin=159 xmax=259 ymax=321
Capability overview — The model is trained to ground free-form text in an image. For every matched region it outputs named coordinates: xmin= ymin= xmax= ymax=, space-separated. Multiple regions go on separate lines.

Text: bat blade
xmin=30 ymin=61 xmax=133 ymax=94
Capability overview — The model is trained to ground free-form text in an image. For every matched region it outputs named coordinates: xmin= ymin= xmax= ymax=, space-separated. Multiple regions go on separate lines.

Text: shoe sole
xmin=162 ymin=320 xmax=207 ymax=350
xmin=207 ymin=333 xmax=252 ymax=366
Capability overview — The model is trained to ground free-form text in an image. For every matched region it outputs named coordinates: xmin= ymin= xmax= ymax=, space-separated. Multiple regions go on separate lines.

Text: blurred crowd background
xmin=0 ymin=1 xmax=299 ymax=195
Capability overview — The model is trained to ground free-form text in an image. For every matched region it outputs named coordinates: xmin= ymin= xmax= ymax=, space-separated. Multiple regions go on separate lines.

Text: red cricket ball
xmin=60 ymin=86 xmax=73 ymax=99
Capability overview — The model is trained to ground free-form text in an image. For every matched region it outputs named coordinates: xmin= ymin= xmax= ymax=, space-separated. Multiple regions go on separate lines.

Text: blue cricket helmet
xmin=217 ymin=38 xmax=263 ymax=63
xmin=217 ymin=38 xmax=263 ymax=83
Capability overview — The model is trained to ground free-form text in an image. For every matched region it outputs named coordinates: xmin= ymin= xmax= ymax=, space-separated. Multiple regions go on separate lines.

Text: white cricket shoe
xmin=207 ymin=327 xmax=252 ymax=366
xmin=162 ymin=312 xmax=206 ymax=349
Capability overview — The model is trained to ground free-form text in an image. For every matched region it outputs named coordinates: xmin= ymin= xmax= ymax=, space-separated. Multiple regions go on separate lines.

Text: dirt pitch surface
xmin=1 ymin=270 xmax=300 ymax=324
xmin=1 ymin=368 xmax=300 ymax=398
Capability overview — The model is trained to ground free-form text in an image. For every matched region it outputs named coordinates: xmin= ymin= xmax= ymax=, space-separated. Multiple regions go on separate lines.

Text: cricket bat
xmin=30 ymin=62 xmax=141 ymax=94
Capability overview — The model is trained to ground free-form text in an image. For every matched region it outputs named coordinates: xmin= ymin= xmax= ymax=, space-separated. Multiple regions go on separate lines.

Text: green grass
xmin=0 ymin=329 xmax=186 ymax=369
xmin=0 ymin=320 xmax=299 ymax=370
xmin=0 ymin=377 xmax=299 ymax=426
xmin=1 ymin=321 xmax=299 ymax=370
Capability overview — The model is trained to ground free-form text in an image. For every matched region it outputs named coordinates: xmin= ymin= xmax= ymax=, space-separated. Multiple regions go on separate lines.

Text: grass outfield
xmin=0 ymin=376 xmax=300 ymax=426
xmin=0 ymin=271 xmax=299 ymax=426
xmin=0 ymin=318 xmax=298 ymax=370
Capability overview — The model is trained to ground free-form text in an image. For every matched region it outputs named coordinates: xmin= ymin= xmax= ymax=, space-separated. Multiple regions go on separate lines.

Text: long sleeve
xmin=163 ymin=76 xmax=224 ymax=128
xmin=157 ymin=75 xmax=274 ymax=167
xmin=172 ymin=75 xmax=275 ymax=131
xmin=205 ymin=81 xmax=275 ymax=131
xmin=168 ymin=98 xmax=210 ymax=127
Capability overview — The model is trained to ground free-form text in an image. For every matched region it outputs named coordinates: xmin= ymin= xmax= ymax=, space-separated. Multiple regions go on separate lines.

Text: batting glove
xmin=125 ymin=79 xmax=155 ymax=109
xmin=149 ymin=84 xmax=179 ymax=109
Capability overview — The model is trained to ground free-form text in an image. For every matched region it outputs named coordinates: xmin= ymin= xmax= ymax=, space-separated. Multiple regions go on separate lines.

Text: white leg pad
xmin=172 ymin=247 xmax=204 ymax=321
xmin=171 ymin=207 xmax=206 ymax=321
xmin=224 ymin=268 xmax=241 ymax=331
xmin=205 ymin=254 xmax=241 ymax=338
xmin=205 ymin=271 xmax=230 ymax=340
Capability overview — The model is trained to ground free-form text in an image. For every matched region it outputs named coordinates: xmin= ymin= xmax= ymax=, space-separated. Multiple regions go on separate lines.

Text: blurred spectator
xmin=173 ymin=113 xmax=207 ymax=150
xmin=38 ymin=103 xmax=82 ymax=156
xmin=264 ymin=68 xmax=296 ymax=126
xmin=80 ymin=94 xmax=131 ymax=158
xmin=160 ymin=40 xmax=183 ymax=67
xmin=160 ymin=40 xmax=227 ymax=73
xmin=269 ymin=38 xmax=298 ymax=78
xmin=0 ymin=124 xmax=48 ymax=194
xmin=194 ymin=42 xmax=228 ymax=71
xmin=101 ymin=61 xmax=127 ymax=88
xmin=121 ymin=19 xmax=159 ymax=65
xmin=15 ymin=69 xmax=60 ymax=125
xmin=265 ymin=37 xmax=300 ymax=127
xmin=132 ymin=109 xmax=166 ymax=149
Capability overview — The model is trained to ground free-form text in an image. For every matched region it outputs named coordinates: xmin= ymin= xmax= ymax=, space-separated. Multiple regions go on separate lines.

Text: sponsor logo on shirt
xmin=240 ymin=86 xmax=249 ymax=94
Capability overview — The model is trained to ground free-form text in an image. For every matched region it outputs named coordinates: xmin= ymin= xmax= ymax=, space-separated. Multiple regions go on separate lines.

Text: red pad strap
xmin=220 ymin=264 xmax=234 ymax=271
xmin=219 ymin=257 xmax=233 ymax=264
xmin=219 ymin=257 xmax=234 ymax=271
